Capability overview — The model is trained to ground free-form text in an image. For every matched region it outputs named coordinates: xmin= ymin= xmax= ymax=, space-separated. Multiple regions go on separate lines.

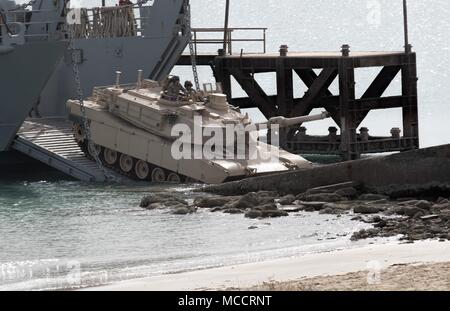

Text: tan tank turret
xmin=67 ymin=72 xmax=330 ymax=184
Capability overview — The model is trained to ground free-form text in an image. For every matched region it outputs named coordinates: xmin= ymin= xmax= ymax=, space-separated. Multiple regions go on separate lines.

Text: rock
xmin=260 ymin=210 xmax=289 ymax=218
xmin=171 ymin=207 xmax=196 ymax=215
xmin=351 ymin=216 xmax=363 ymax=221
xmin=396 ymin=198 xmax=418 ymax=202
xmin=335 ymin=187 xmax=358 ymax=198
xmin=421 ymin=215 xmax=440 ymax=221
xmin=437 ymin=197 xmax=449 ymax=204
xmin=374 ymin=220 xmax=388 ymax=228
xmin=298 ymin=201 xmax=328 ymax=211
xmin=318 ymin=203 xmax=350 ymax=215
xmin=295 ymin=193 xmax=306 ymax=201
xmin=368 ymin=199 xmax=389 ymax=205
xmin=210 ymin=207 xmax=225 ymax=213
xmin=140 ymin=193 xmax=188 ymax=208
xmin=305 ymin=182 xmax=357 ymax=195
xmin=319 ymin=208 xmax=344 ymax=215
xmin=254 ymin=203 xmax=278 ymax=211
xmin=140 ymin=195 xmax=161 ymax=208
xmin=245 ymin=207 xmax=288 ymax=219
xmin=398 ymin=200 xmax=420 ymax=206
xmin=431 ymin=203 xmax=450 ymax=213
xmin=280 ymin=206 xmax=305 ymax=213
xmin=258 ymin=196 xmax=277 ymax=205
xmin=223 ymin=208 xmax=244 ymax=214
xmin=278 ymin=194 xmax=296 ymax=205
xmin=245 ymin=210 xmax=262 ymax=219
xmin=351 ymin=228 xmax=381 ymax=241
xmin=257 ymin=191 xmax=279 ymax=198
xmin=304 ymin=193 xmax=343 ymax=203
xmin=440 ymin=210 xmax=450 ymax=221
xmin=358 ymin=194 xmax=389 ymax=201
xmin=354 ymin=205 xmax=385 ymax=214
xmin=367 ymin=216 xmax=382 ymax=223
xmin=319 ymin=208 xmax=333 ymax=214
xmin=413 ymin=211 xmax=426 ymax=219
xmin=142 ymin=203 xmax=165 ymax=210
xmin=164 ymin=200 xmax=188 ymax=207
xmin=194 ymin=196 xmax=237 ymax=208
xmin=386 ymin=206 xmax=407 ymax=215
xmin=402 ymin=206 xmax=425 ymax=217
xmin=322 ymin=203 xmax=339 ymax=210
xmin=234 ymin=192 xmax=260 ymax=209
xmin=415 ymin=200 xmax=433 ymax=210
xmin=248 ymin=226 xmax=258 ymax=230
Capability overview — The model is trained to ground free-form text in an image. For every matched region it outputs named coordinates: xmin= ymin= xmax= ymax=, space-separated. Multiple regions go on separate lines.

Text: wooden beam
xmin=294 ymin=68 xmax=340 ymax=125
xmin=338 ymin=58 xmax=357 ymax=160
xmin=351 ymin=95 xmax=410 ymax=113
xmin=355 ymin=66 xmax=401 ymax=126
xmin=401 ymin=53 xmax=419 ymax=141
xmin=290 ymin=68 xmax=338 ymax=117
xmin=276 ymin=59 xmax=294 ymax=115
xmin=294 ymin=69 xmax=333 ymax=96
xmin=363 ymin=66 xmax=401 ymax=98
xmin=228 ymin=68 xmax=278 ymax=118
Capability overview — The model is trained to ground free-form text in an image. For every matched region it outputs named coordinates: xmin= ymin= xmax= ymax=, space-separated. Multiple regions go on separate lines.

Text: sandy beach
xmin=83 ymin=240 xmax=450 ymax=291
xmin=246 ymin=262 xmax=450 ymax=291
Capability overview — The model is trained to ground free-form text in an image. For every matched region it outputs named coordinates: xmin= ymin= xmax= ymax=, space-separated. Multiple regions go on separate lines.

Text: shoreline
xmin=81 ymin=240 xmax=450 ymax=291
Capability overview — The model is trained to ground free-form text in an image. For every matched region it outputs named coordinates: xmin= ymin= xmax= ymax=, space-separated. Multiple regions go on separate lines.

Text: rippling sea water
xmin=0 ymin=180 xmax=378 ymax=290
xmin=3 ymin=0 xmax=448 ymax=290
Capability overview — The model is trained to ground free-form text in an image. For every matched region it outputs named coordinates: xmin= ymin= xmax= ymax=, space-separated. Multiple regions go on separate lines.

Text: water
xmin=0 ymin=180 xmax=378 ymax=290
xmin=3 ymin=0 xmax=448 ymax=290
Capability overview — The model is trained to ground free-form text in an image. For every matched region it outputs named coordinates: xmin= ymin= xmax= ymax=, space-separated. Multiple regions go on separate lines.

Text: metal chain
xmin=183 ymin=0 xmax=200 ymax=92
xmin=67 ymin=26 xmax=117 ymax=182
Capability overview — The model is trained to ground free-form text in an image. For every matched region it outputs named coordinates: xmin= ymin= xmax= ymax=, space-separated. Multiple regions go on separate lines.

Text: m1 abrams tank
xmin=67 ymin=72 xmax=330 ymax=184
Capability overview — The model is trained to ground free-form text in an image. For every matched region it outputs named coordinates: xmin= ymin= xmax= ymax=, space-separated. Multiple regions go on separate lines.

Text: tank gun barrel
xmin=256 ymin=111 xmax=330 ymax=130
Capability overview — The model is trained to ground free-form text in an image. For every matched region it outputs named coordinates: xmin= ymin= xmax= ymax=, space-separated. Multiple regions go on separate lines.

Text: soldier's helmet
xmin=172 ymin=76 xmax=181 ymax=82
xmin=184 ymin=81 xmax=193 ymax=88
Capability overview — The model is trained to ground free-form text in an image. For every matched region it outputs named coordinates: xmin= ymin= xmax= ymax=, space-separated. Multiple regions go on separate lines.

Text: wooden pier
xmin=177 ymin=47 xmax=419 ymax=160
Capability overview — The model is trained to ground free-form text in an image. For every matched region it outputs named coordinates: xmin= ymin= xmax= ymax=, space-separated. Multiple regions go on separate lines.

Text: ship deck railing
xmin=1 ymin=3 xmax=153 ymax=41
xmin=190 ymin=27 xmax=268 ymax=56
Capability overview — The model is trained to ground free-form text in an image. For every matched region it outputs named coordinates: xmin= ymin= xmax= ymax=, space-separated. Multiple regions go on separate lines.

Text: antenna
xmin=223 ymin=0 xmax=230 ymax=54
xmin=115 ymin=71 xmax=122 ymax=88
xmin=403 ymin=0 xmax=412 ymax=54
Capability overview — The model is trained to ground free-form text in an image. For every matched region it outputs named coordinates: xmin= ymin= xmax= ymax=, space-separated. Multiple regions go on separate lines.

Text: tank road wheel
xmin=119 ymin=154 xmax=134 ymax=174
xmin=103 ymin=149 xmax=118 ymax=166
xmin=151 ymin=167 xmax=166 ymax=183
xmin=167 ymin=173 xmax=182 ymax=183
xmin=88 ymin=141 xmax=102 ymax=159
xmin=73 ymin=123 xmax=88 ymax=154
xmin=72 ymin=123 xmax=85 ymax=145
xmin=135 ymin=160 xmax=150 ymax=180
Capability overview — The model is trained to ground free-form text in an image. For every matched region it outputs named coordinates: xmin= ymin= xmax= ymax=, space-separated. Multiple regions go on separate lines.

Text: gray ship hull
xmin=0 ymin=0 xmax=189 ymax=173
xmin=0 ymin=41 xmax=67 ymax=151
xmin=36 ymin=0 xmax=189 ymax=118
xmin=39 ymin=35 xmax=188 ymax=117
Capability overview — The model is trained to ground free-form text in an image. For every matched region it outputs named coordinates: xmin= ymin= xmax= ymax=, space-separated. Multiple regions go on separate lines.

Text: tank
xmin=66 ymin=72 xmax=331 ymax=184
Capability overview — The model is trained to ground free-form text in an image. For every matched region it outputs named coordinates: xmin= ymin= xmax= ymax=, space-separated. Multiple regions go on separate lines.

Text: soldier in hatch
xmin=162 ymin=76 xmax=186 ymax=99
xmin=184 ymin=80 xmax=203 ymax=102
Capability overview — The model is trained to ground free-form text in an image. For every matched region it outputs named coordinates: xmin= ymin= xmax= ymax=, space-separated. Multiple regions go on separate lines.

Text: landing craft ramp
xmin=11 ymin=118 xmax=123 ymax=182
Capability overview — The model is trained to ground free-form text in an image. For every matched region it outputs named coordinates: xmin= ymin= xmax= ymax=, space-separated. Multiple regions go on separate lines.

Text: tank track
xmin=73 ymin=123 xmax=192 ymax=183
